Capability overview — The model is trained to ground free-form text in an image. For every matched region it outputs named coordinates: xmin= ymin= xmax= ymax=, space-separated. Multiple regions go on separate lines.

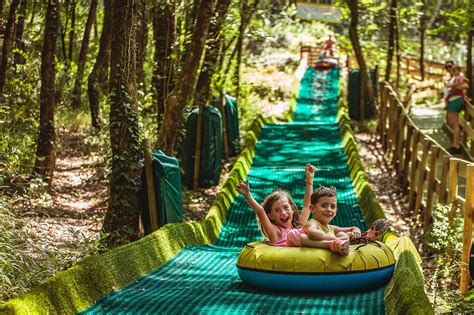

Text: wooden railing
xmin=400 ymin=55 xmax=446 ymax=80
xmin=379 ymin=81 xmax=474 ymax=294
xmin=403 ymin=79 xmax=474 ymax=160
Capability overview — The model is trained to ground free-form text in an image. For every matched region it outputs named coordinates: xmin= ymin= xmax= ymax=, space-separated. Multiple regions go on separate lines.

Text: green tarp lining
xmin=211 ymin=94 xmax=241 ymax=157
xmin=182 ymin=106 xmax=223 ymax=188
xmin=81 ymin=67 xmax=386 ymax=314
xmin=348 ymin=67 xmax=378 ymax=120
xmin=141 ymin=150 xmax=183 ymax=233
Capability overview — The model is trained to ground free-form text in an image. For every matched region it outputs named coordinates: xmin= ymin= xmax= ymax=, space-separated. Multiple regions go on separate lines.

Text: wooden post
xmin=414 ymin=138 xmax=431 ymax=212
xmin=219 ymin=92 xmax=230 ymax=161
xmin=143 ymin=140 xmax=159 ymax=232
xmin=460 ymin=163 xmax=474 ymax=294
xmin=448 ymin=158 xmax=460 ymax=225
xmin=439 ymin=155 xmax=450 ymax=204
xmin=193 ymin=105 xmax=204 ymax=189
xmin=402 ymin=123 xmax=414 ymax=191
xmin=424 ymin=145 xmax=440 ymax=227
xmin=408 ymin=129 xmax=420 ymax=208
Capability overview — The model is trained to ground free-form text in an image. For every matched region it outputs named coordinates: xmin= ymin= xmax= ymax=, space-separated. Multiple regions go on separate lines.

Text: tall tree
xmin=233 ymin=0 xmax=259 ymax=102
xmin=467 ymin=4 xmax=474 ymax=99
xmin=157 ymin=0 xmax=215 ymax=155
xmin=0 ymin=0 xmax=21 ymax=96
xmin=33 ymin=0 xmax=60 ymax=184
xmin=0 ymin=0 xmax=4 ymax=37
xmin=419 ymin=0 xmax=426 ymax=80
xmin=68 ymin=0 xmax=76 ymax=62
xmin=102 ymin=0 xmax=142 ymax=245
xmin=13 ymin=0 xmax=27 ymax=66
xmin=384 ymin=0 xmax=397 ymax=82
xmin=194 ymin=0 xmax=232 ymax=106
xmin=88 ymin=0 xmax=112 ymax=130
xmin=135 ymin=0 xmax=148 ymax=89
xmin=346 ymin=0 xmax=375 ymax=119
xmin=71 ymin=0 xmax=98 ymax=108
xmin=152 ymin=2 xmax=175 ymax=127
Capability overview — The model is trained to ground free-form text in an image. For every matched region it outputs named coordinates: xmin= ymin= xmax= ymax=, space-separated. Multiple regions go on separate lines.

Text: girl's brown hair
xmin=258 ymin=190 xmax=302 ymax=238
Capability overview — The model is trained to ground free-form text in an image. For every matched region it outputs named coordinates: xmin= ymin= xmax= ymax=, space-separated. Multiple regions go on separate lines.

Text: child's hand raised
xmin=236 ymin=180 xmax=250 ymax=196
xmin=305 ymin=163 xmax=315 ymax=179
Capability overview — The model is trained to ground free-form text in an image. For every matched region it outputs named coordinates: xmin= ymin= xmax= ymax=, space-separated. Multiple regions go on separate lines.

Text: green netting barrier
xmin=141 ymin=150 xmax=183 ymax=233
xmin=348 ymin=67 xmax=378 ymax=120
xmin=182 ymin=106 xmax=223 ymax=188
xmin=211 ymin=94 xmax=241 ymax=157
xmin=80 ymin=68 xmax=388 ymax=314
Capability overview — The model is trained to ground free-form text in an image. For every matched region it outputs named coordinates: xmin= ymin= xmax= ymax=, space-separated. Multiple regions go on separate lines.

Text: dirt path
xmin=20 ymin=128 xmax=108 ymax=248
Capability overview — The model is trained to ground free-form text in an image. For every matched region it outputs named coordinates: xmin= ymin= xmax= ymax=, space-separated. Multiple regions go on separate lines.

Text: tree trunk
xmin=180 ymin=0 xmax=202 ymax=65
xmin=384 ymin=0 xmax=396 ymax=82
xmin=33 ymin=0 xmax=59 ymax=185
xmin=68 ymin=0 xmax=76 ymax=62
xmin=87 ymin=0 xmax=112 ymax=130
xmin=152 ymin=2 xmax=175 ymax=127
xmin=13 ymin=0 xmax=27 ymax=66
xmin=60 ymin=0 xmax=70 ymax=61
xmin=157 ymin=0 xmax=215 ymax=155
xmin=194 ymin=0 xmax=232 ymax=106
xmin=395 ymin=11 xmax=401 ymax=89
xmin=466 ymin=4 xmax=474 ymax=100
xmin=0 ymin=0 xmax=4 ymax=39
xmin=466 ymin=23 xmax=474 ymax=99
xmin=346 ymin=0 xmax=375 ymax=119
xmin=419 ymin=0 xmax=426 ymax=81
xmin=71 ymin=0 xmax=98 ymax=108
xmin=135 ymin=0 xmax=148 ymax=90
xmin=102 ymin=0 xmax=141 ymax=245
xmin=234 ymin=0 xmax=259 ymax=103
xmin=0 ymin=0 xmax=21 ymax=96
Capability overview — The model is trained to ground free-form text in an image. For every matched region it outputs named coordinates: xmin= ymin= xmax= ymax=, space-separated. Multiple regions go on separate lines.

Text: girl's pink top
xmin=270 ymin=226 xmax=306 ymax=247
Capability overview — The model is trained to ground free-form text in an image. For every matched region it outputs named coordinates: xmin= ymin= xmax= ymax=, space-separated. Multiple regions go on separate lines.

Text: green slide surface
xmin=81 ymin=68 xmax=385 ymax=314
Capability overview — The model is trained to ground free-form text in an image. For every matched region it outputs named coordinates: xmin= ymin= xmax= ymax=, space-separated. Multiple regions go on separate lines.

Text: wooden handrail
xmin=378 ymin=81 xmax=474 ymax=294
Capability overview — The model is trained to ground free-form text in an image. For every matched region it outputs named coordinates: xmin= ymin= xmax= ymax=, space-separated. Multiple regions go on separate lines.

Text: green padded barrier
xmin=80 ymin=68 xmax=387 ymax=314
xmin=212 ymin=94 xmax=241 ymax=157
xmin=141 ymin=150 xmax=183 ymax=233
xmin=348 ymin=67 xmax=378 ymax=120
xmin=182 ymin=106 xmax=223 ymax=188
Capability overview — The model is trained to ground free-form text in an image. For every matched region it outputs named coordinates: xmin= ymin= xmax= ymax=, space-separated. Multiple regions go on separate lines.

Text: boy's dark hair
xmin=311 ymin=186 xmax=337 ymax=205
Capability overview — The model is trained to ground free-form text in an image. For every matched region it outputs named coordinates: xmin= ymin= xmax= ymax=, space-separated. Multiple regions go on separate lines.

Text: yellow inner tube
xmin=237 ymin=241 xmax=395 ymax=273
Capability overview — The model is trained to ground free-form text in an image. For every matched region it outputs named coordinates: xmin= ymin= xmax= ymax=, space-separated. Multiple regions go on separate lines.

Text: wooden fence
xmin=379 ymin=81 xmax=474 ymax=294
xmin=403 ymin=78 xmax=474 ymax=160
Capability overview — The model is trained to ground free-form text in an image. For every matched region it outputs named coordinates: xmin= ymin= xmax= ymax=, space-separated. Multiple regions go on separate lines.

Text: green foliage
xmin=426 ymin=203 xmax=463 ymax=255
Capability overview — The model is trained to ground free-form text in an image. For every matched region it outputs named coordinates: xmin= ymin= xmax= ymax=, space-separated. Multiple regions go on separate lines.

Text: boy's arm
xmin=333 ymin=226 xmax=361 ymax=238
xmin=299 ymin=164 xmax=315 ymax=225
xmin=305 ymin=220 xmax=337 ymax=241
xmin=236 ymin=180 xmax=279 ymax=242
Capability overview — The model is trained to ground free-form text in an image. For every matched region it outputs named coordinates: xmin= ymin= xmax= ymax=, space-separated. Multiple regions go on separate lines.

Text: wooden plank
xmin=415 ymin=138 xmax=431 ymax=212
xmin=412 ymin=89 xmax=439 ymax=101
xmin=424 ymin=145 xmax=440 ymax=227
xmin=396 ymin=111 xmax=407 ymax=173
xmin=143 ymin=140 xmax=159 ymax=232
xmin=408 ymin=130 xmax=421 ymax=208
xmin=460 ymin=164 xmax=474 ymax=294
xmin=448 ymin=158 xmax=460 ymax=224
xmin=414 ymin=79 xmax=438 ymax=89
xmin=402 ymin=124 xmax=414 ymax=191
xmin=439 ymin=155 xmax=450 ymax=204
xmin=459 ymin=116 xmax=474 ymax=140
